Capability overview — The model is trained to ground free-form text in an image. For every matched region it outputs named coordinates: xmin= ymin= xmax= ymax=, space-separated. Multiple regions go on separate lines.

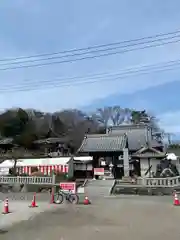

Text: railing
xmin=136 ymin=176 xmax=180 ymax=187
xmin=116 ymin=176 xmax=180 ymax=187
xmin=0 ymin=176 xmax=55 ymax=185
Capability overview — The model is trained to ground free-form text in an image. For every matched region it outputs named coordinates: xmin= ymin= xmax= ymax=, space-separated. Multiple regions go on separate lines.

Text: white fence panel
xmin=0 ymin=176 xmax=55 ymax=185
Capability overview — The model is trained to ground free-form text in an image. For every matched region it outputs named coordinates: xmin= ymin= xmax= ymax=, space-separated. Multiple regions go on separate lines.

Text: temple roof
xmin=107 ymin=124 xmax=163 ymax=150
xmin=78 ymin=134 xmax=127 ymax=153
xmin=78 ymin=126 xmax=163 ymax=153
xmin=132 ymin=146 xmax=166 ymax=158
xmin=106 ymin=124 xmax=149 ymax=133
xmin=33 ymin=137 xmax=69 ymax=144
xmin=127 ymin=132 xmax=162 ymax=150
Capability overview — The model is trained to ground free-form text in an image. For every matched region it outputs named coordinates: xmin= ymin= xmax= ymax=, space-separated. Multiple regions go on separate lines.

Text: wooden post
xmin=148 ymin=158 xmax=151 ymax=177
xmin=123 ymin=148 xmax=129 ymax=177
xmin=51 ymin=173 xmax=56 ymax=196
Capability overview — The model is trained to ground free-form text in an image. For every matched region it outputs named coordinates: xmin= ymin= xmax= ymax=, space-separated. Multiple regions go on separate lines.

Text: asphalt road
xmin=1 ymin=194 xmax=180 ymax=240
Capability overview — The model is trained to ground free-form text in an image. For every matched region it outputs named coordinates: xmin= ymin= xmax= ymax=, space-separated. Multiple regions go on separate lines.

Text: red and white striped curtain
xmin=16 ymin=165 xmax=69 ymax=175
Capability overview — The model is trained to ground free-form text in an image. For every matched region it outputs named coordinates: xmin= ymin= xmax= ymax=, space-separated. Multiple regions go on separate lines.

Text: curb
xmin=110 ymin=180 xmax=116 ymax=195
xmin=82 ymin=179 xmax=88 ymax=187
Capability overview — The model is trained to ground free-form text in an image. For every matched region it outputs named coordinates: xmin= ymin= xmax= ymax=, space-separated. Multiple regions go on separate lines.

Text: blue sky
xmin=0 ymin=1 xmax=180 ymax=135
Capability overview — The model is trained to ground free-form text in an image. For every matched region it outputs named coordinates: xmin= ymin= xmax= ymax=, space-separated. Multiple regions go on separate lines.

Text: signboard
xmin=77 ymin=187 xmax=85 ymax=194
xmin=94 ymin=168 xmax=104 ymax=176
xmin=117 ymin=164 xmax=123 ymax=168
xmin=60 ymin=182 xmax=76 ymax=194
xmin=101 ymin=161 xmax=106 ymax=166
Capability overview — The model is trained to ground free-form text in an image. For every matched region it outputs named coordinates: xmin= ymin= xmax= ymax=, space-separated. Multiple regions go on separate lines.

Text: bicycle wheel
xmin=54 ymin=192 xmax=64 ymax=204
xmin=68 ymin=194 xmax=79 ymax=204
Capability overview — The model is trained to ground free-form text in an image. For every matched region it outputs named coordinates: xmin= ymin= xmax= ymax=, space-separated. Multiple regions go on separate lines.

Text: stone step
xmin=88 ymin=180 xmax=114 ymax=187
xmin=86 ymin=186 xmax=112 ymax=196
xmin=85 ymin=179 xmax=115 ymax=197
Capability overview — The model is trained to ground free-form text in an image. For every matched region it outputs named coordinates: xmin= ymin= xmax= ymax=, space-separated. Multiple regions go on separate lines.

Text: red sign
xmin=94 ymin=168 xmax=104 ymax=176
xmin=60 ymin=182 xmax=76 ymax=193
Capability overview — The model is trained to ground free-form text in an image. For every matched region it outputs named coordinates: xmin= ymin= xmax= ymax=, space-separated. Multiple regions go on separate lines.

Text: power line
xmin=1 ymin=34 xmax=180 ymax=67
xmin=0 ymin=38 xmax=180 ymax=71
xmin=1 ymin=58 xmax=180 ymax=93
xmin=3 ymin=57 xmax=180 ymax=86
xmin=1 ymin=29 xmax=180 ymax=62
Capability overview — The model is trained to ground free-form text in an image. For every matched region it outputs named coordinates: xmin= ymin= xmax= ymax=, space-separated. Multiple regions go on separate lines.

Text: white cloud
xmin=158 ymin=111 xmax=180 ymax=133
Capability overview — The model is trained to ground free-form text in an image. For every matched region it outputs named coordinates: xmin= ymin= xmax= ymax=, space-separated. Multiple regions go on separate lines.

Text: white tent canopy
xmin=0 ymin=160 xmax=23 ymax=175
xmin=73 ymin=156 xmax=93 ymax=162
xmin=0 ymin=157 xmax=70 ymax=175
xmin=0 ymin=160 xmax=13 ymax=168
xmin=0 ymin=157 xmax=71 ymax=168
xmin=0 ymin=160 xmax=23 ymax=168
xmin=18 ymin=157 xmax=71 ymax=166
xmin=166 ymin=153 xmax=178 ymax=161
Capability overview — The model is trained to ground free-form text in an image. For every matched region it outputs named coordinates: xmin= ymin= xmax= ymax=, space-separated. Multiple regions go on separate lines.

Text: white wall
xmin=140 ymin=159 xmax=149 ymax=177
xmin=150 ymin=159 xmax=161 ymax=175
xmin=140 ymin=159 xmax=161 ymax=177
xmin=74 ymin=164 xmax=93 ymax=171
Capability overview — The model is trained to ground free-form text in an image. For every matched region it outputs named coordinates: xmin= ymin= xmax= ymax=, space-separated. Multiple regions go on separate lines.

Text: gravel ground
xmin=0 ymin=191 xmax=63 ymax=231
xmin=0 ymin=192 xmax=51 ymax=202
xmin=1 ymin=195 xmax=180 ymax=240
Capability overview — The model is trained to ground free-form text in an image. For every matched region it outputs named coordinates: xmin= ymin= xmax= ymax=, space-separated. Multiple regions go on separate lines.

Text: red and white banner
xmin=60 ymin=182 xmax=76 ymax=194
xmin=16 ymin=164 xmax=69 ymax=176
xmin=94 ymin=168 xmax=104 ymax=176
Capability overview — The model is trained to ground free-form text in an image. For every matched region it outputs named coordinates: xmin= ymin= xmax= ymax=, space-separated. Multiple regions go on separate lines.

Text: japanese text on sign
xmin=94 ymin=168 xmax=104 ymax=176
xmin=60 ymin=182 xmax=76 ymax=194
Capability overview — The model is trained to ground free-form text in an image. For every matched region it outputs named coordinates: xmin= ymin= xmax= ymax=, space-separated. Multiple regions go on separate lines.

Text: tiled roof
xmin=111 ymin=129 xmax=162 ymax=151
xmin=132 ymin=146 xmax=166 ymax=158
xmin=33 ymin=137 xmax=68 ymax=144
xmin=0 ymin=138 xmax=13 ymax=145
xmin=108 ymin=128 xmax=147 ymax=150
xmin=78 ymin=134 xmax=127 ymax=153
xmin=128 ymin=132 xmax=163 ymax=150
xmin=134 ymin=146 xmax=159 ymax=154
xmin=107 ymin=124 xmax=149 ymax=134
xmin=107 ymin=124 xmax=163 ymax=150
xmin=132 ymin=152 xmax=165 ymax=158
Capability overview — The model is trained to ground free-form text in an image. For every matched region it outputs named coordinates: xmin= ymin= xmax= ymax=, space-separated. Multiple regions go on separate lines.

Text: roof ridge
xmin=78 ymin=133 xmax=127 ymax=153
xmin=110 ymin=124 xmax=150 ymax=129
xmin=85 ymin=133 xmax=126 ymax=138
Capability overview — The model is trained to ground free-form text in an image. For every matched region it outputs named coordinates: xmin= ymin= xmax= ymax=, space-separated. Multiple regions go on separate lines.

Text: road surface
xmin=1 ymin=194 xmax=180 ymax=240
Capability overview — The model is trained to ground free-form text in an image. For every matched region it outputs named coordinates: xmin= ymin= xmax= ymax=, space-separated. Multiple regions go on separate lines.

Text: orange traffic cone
xmin=29 ymin=193 xmax=38 ymax=208
xmin=83 ymin=196 xmax=91 ymax=205
xmin=2 ymin=198 xmax=10 ymax=214
xmin=173 ymin=192 xmax=180 ymax=206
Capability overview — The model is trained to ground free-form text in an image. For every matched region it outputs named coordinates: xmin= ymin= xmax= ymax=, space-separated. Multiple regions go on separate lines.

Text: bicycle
xmin=54 ymin=188 xmax=79 ymax=204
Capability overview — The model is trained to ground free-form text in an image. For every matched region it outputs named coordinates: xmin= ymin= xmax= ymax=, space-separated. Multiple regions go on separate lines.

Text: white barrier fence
xmin=0 ymin=175 xmax=55 ymax=185
xmin=136 ymin=176 xmax=180 ymax=187
xmin=116 ymin=176 xmax=180 ymax=187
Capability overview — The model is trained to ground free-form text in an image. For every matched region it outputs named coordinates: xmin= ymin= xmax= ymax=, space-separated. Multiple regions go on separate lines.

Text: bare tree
xmin=92 ymin=106 xmax=132 ymax=126
xmin=91 ymin=107 xmax=112 ymax=127
xmin=110 ymin=106 xmax=121 ymax=125
xmin=162 ymin=132 xmax=175 ymax=145
xmin=123 ymin=108 xmax=132 ymax=123
xmin=55 ymin=109 xmax=87 ymax=129
xmin=2 ymin=147 xmax=27 ymax=175
xmin=110 ymin=106 xmax=132 ymax=125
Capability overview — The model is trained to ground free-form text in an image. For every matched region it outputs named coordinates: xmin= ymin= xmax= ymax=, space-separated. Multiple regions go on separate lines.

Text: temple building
xmin=77 ymin=124 xmax=166 ymax=178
